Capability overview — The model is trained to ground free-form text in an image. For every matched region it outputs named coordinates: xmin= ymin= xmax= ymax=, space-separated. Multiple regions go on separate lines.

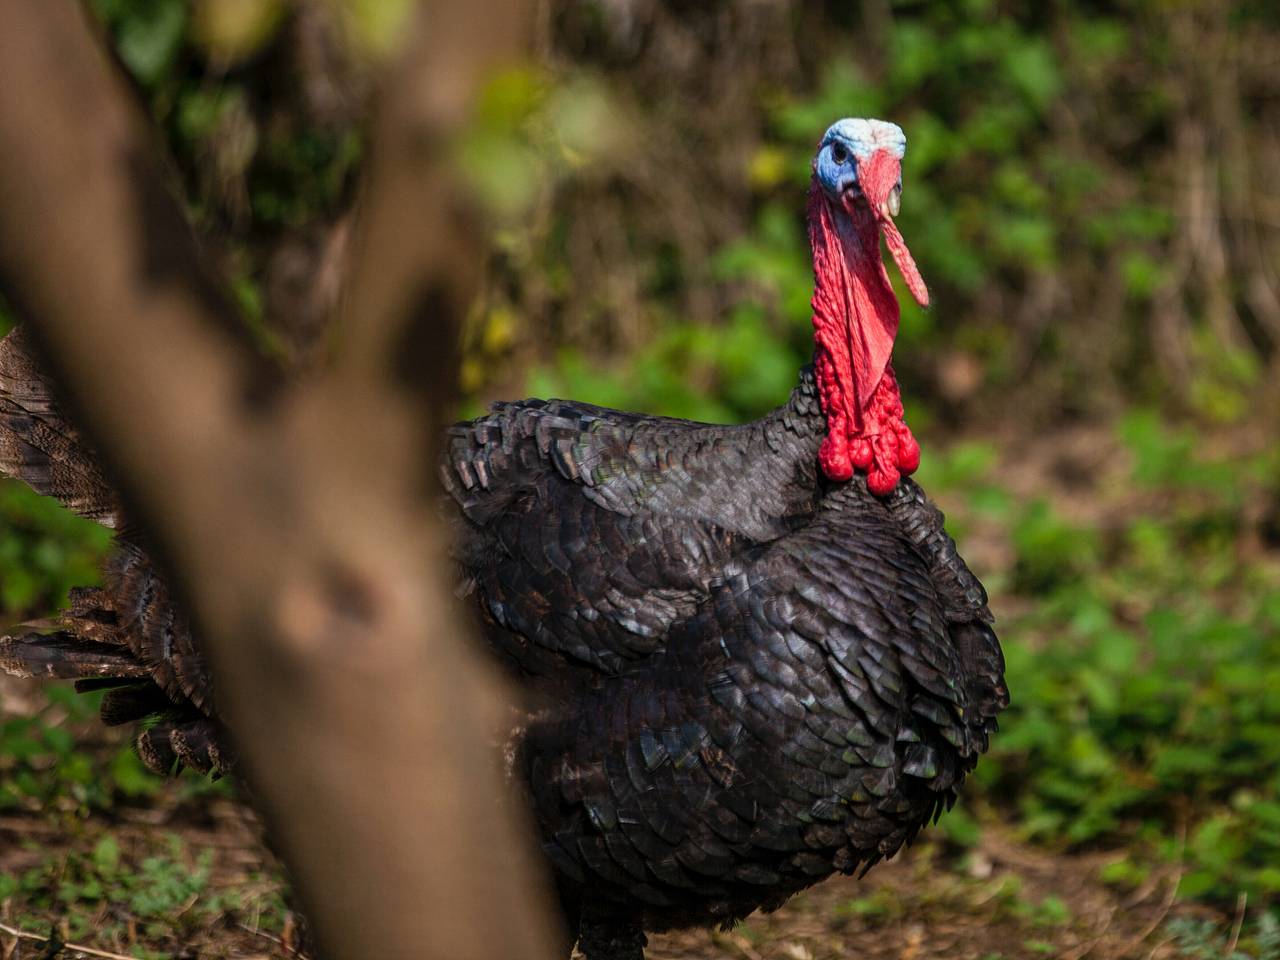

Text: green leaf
xmin=93 ymin=836 xmax=121 ymax=877
xmin=115 ymin=0 xmax=186 ymax=85
xmin=1003 ymin=40 xmax=1062 ymax=111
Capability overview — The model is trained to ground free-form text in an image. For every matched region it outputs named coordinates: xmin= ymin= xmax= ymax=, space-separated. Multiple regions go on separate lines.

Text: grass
xmin=3 ymin=834 xmax=215 ymax=945
xmin=0 ymin=814 xmax=297 ymax=959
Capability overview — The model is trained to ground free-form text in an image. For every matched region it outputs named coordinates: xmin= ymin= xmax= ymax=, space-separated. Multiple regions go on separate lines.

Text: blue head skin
xmin=812 ymin=118 xmax=906 ymax=216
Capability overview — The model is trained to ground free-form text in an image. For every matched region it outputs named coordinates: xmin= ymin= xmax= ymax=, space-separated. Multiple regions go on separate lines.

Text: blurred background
xmin=1 ymin=1 xmax=1278 ymax=957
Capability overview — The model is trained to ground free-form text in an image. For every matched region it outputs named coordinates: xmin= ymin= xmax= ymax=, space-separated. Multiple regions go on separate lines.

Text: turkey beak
xmin=860 ymin=150 xmax=929 ymax=309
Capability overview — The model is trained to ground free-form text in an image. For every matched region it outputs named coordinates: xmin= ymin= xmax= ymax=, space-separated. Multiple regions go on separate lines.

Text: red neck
xmin=807 ymin=180 xmax=920 ymax=495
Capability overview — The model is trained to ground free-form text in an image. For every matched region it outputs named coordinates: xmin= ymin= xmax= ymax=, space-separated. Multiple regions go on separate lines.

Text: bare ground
xmin=647 ymin=829 xmax=1209 ymax=960
xmin=0 ymin=782 xmax=1220 ymax=960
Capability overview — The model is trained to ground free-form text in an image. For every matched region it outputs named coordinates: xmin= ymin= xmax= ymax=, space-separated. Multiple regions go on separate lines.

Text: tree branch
xmin=0 ymin=3 xmax=556 ymax=959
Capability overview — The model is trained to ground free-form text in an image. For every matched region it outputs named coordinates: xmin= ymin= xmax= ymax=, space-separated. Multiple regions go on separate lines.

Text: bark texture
xmin=0 ymin=3 xmax=558 ymax=958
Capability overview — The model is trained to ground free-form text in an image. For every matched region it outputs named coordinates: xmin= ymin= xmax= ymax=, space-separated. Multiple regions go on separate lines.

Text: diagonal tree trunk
xmin=0 ymin=2 xmax=558 ymax=958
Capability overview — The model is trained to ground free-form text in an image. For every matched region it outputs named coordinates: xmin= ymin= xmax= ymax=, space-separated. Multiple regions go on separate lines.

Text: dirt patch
xmin=0 ymin=796 xmax=302 ymax=960
xmin=646 ymin=830 xmax=1211 ymax=960
xmin=1 ymin=785 xmax=1218 ymax=960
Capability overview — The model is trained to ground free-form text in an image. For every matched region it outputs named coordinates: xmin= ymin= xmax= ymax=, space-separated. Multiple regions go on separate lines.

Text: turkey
xmin=1 ymin=118 xmax=1007 ymax=960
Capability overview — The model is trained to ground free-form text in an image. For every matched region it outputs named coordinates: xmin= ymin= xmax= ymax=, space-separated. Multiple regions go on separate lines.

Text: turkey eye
xmin=830 ymin=142 xmax=848 ymax=164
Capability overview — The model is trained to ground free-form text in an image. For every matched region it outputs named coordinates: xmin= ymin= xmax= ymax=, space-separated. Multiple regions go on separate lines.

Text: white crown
xmin=821 ymin=118 xmax=906 ymax=160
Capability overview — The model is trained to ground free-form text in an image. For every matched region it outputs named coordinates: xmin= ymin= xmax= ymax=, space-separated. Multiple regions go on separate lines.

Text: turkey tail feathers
xmin=0 ymin=330 xmax=221 ymax=765
xmin=0 ymin=619 xmax=229 ymax=776
xmin=0 ymin=629 xmax=150 ymax=681
xmin=0 ymin=583 xmax=135 ymax=681
xmin=0 ymin=328 xmax=120 ymax=527
xmin=0 ymin=494 xmax=227 ymax=775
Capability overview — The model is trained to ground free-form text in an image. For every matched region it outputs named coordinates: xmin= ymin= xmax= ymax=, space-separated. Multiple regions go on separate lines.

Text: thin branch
xmin=236 ymin=920 xmax=312 ymax=959
xmin=1225 ymin=891 xmax=1247 ymax=957
xmin=1121 ymin=820 xmax=1187 ymax=957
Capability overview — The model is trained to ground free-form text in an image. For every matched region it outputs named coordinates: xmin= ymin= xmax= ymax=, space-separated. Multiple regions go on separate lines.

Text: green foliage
xmin=767 ymin=16 xmax=1066 ymax=291
xmin=0 ymin=481 xmax=111 ymax=618
xmin=1167 ymin=912 xmax=1280 ymax=960
xmin=526 ymin=302 xmax=805 ymax=424
xmin=832 ymin=889 xmax=900 ymax=927
xmin=935 ymin=416 xmax=1280 ymax=905
xmin=0 ymin=684 xmax=198 ymax=812
xmin=90 ymin=0 xmax=362 ymax=336
xmin=0 ymin=478 xmax=223 ymax=811
xmin=0 ymin=832 xmax=290 ymax=953
xmin=459 ymin=69 xmax=623 ymax=222
xmin=508 ymin=1 xmax=1276 ymax=427
xmin=93 ymin=0 xmax=188 ymax=85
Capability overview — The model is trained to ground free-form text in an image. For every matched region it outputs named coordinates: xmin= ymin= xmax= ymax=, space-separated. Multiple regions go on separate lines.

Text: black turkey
xmin=1 ymin=117 xmax=1007 ymax=960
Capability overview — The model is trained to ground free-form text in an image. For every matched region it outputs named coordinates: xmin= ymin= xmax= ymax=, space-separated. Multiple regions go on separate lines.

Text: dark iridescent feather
xmin=0 ymin=326 xmax=1006 ymax=959
xmin=447 ymin=374 xmax=1008 ymax=945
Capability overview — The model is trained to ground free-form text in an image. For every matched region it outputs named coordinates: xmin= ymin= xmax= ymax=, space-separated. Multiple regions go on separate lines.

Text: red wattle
xmin=897 ymin=423 xmax=921 ymax=473
xmin=808 ymin=175 xmax=921 ymax=494
xmin=850 ymin=437 xmax=872 ymax=470
xmin=819 ymin=435 xmax=854 ymax=482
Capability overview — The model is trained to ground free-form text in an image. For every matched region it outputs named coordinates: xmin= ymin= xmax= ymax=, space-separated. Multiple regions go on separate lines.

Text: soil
xmin=646 ymin=830 xmax=1208 ymax=960
xmin=0 ymin=777 xmax=1218 ymax=960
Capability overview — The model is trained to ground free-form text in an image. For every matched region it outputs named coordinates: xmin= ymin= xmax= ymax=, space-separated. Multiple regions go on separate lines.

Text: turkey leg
xmin=577 ymin=917 xmax=647 ymax=960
